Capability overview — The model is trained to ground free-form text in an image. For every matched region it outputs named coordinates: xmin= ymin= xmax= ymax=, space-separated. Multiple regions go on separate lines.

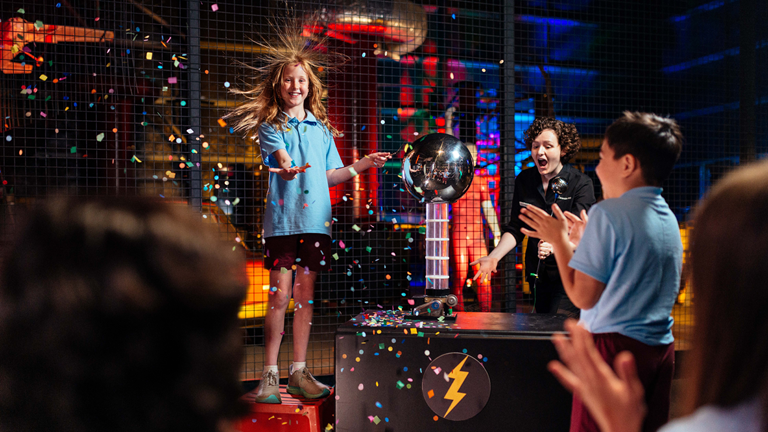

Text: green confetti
xmin=352 ymin=224 xmax=361 ymax=232
xmin=373 ymin=416 xmax=381 ymax=425
xmin=332 ymin=253 xmax=339 ymax=260
xmin=210 ymin=196 xmax=218 ymax=202
xmin=280 ymin=267 xmax=289 ymax=274
xmin=34 ymin=20 xmax=44 ymax=29
xmin=70 ymin=146 xmax=77 ymax=153
xmin=348 ymin=167 xmax=358 ymax=177
xmin=395 ymin=381 xmax=405 ymax=389
xmin=17 ymin=8 xmax=25 ymax=13
xmin=418 ymin=227 xmax=426 ymax=234
xmin=96 ymin=133 xmax=105 ymax=142
xmin=366 ymin=246 xmax=372 ymax=253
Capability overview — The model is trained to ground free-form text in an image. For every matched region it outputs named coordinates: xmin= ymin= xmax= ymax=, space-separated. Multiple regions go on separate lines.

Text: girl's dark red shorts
xmin=263 ymin=233 xmax=331 ymax=273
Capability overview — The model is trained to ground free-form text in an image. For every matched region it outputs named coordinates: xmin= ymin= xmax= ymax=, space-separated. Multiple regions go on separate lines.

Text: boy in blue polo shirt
xmin=520 ymin=112 xmax=684 ymax=432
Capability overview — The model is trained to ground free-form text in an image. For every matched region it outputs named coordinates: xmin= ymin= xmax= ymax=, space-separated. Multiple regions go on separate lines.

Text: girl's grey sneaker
xmin=287 ymin=367 xmax=331 ymax=399
xmin=252 ymin=370 xmax=281 ymax=404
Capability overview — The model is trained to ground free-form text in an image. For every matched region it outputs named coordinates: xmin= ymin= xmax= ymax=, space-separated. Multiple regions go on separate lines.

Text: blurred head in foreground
xmin=0 ymin=196 xmax=248 ymax=432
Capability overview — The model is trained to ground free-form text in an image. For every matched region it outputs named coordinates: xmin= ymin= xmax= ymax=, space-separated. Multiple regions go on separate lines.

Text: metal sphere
xmin=401 ymin=133 xmax=475 ymax=204
xmin=551 ymin=177 xmax=568 ymax=195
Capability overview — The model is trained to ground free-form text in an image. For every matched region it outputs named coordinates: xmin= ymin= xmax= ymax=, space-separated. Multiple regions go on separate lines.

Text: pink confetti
xmin=40 ymin=112 xmax=46 ymax=117
xmin=211 ymin=3 xmax=218 ymax=11
xmin=339 ymin=241 xmax=345 ymax=249
xmin=168 ymin=77 xmax=177 ymax=84
xmin=407 ymin=299 xmax=415 ymax=305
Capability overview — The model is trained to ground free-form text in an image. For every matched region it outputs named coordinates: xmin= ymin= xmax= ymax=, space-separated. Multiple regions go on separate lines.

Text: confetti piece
xmin=17 ymin=8 xmax=25 ymax=13
xmin=96 ymin=133 xmax=105 ymax=142
xmin=34 ymin=20 xmax=43 ymax=29
xmin=70 ymin=146 xmax=77 ymax=153
xmin=211 ymin=3 xmax=219 ymax=11
xmin=217 ymin=118 xmax=227 ymax=127
xmin=39 ymin=74 xmax=48 ymax=81
xmin=428 ymin=390 xmax=434 ymax=398
xmin=146 ymin=52 xmax=153 ymax=60
xmin=168 ymin=77 xmax=177 ymax=84
xmin=352 ymin=224 xmax=361 ymax=232
xmin=358 ymin=383 xmax=364 ymax=390
xmin=348 ymin=167 xmax=358 ymax=176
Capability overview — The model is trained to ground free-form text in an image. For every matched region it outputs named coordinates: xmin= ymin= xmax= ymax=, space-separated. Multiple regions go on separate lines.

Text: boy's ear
xmin=621 ymin=153 xmax=639 ymax=178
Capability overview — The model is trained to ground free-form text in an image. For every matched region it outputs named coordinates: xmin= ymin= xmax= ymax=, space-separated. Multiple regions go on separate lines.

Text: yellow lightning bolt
xmin=443 ymin=356 xmax=470 ymax=417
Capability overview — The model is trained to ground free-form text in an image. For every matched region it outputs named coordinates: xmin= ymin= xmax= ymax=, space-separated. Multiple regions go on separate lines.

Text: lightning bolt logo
xmin=443 ymin=355 xmax=470 ymax=417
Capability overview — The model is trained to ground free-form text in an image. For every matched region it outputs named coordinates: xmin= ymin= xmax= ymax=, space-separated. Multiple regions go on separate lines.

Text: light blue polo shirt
xmin=569 ymin=187 xmax=682 ymax=346
xmin=258 ymin=111 xmax=344 ymax=238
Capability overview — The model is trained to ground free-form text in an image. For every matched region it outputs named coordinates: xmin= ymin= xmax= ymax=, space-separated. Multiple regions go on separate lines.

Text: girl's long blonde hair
xmin=225 ymin=23 xmax=340 ymax=138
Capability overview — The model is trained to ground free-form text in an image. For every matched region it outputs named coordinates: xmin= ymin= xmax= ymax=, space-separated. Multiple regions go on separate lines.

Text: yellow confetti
xmin=146 ymin=52 xmax=153 ymax=60
xmin=39 ymin=74 xmax=48 ymax=81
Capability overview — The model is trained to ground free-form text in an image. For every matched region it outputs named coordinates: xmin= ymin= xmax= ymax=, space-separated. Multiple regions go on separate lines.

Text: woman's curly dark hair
xmin=523 ymin=117 xmax=581 ymax=163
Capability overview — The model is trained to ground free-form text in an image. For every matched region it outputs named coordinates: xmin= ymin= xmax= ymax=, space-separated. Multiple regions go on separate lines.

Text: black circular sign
xmin=421 ymin=352 xmax=491 ymax=421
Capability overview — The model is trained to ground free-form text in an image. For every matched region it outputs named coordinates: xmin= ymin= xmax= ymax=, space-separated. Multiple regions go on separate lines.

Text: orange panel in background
xmin=240 ymin=259 xmax=294 ymax=319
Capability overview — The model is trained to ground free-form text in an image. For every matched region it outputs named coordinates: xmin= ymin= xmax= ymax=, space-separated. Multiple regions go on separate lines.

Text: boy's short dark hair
xmin=604 ymin=112 xmax=683 ymax=186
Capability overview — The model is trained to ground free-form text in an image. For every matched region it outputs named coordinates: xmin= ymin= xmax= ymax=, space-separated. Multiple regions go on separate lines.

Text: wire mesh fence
xmin=1 ymin=0 xmax=763 ymax=378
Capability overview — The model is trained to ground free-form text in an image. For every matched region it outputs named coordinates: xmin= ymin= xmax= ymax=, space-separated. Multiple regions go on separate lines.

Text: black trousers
xmin=529 ymin=271 xmax=580 ymax=318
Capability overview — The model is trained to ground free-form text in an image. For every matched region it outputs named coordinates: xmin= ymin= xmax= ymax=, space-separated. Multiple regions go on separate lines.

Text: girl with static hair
xmin=548 ymin=159 xmax=768 ymax=432
xmin=226 ymin=28 xmax=390 ymax=404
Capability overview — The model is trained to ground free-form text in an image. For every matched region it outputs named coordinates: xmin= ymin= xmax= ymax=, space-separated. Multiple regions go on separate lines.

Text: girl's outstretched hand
xmin=548 ymin=320 xmax=646 ymax=432
xmin=268 ymin=166 xmax=304 ymax=181
xmin=366 ymin=152 xmax=392 ymax=169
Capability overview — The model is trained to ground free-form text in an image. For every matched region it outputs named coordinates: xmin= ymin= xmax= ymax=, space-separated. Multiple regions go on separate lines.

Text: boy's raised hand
xmin=564 ymin=209 xmax=589 ymax=248
xmin=548 ymin=320 xmax=646 ymax=432
xmin=519 ymin=203 xmax=569 ymax=245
